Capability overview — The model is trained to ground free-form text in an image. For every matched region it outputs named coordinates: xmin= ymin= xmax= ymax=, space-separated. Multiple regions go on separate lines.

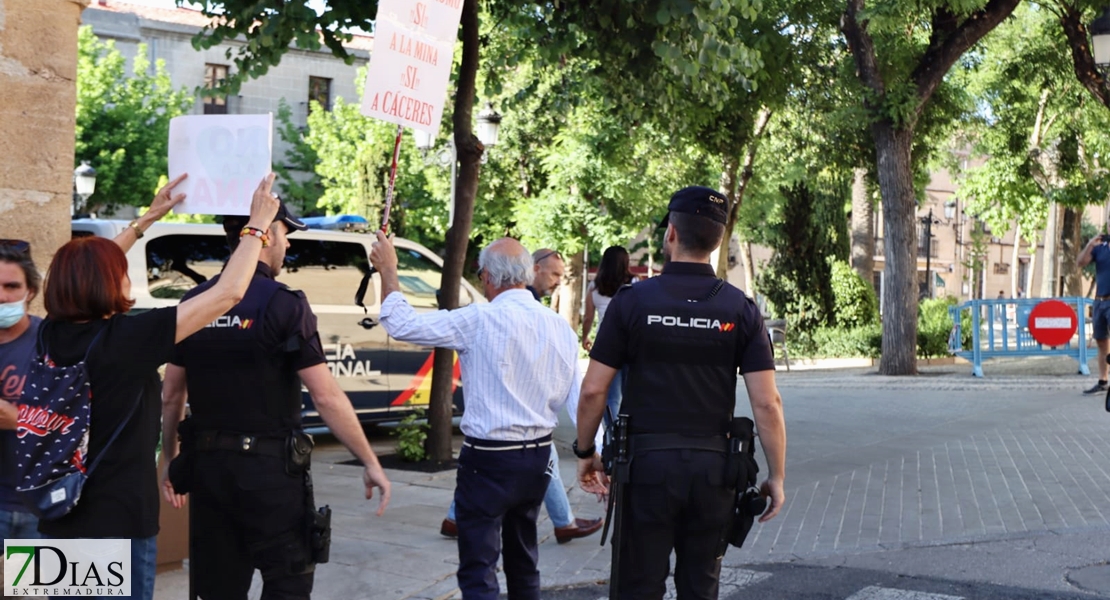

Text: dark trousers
xmin=455 ymin=441 xmax=552 ymax=600
xmin=191 ymin=451 xmax=313 ymax=600
xmin=617 ymin=450 xmax=734 ymax=600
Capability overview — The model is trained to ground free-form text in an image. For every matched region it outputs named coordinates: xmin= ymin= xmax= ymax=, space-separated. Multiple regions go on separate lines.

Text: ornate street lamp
xmin=1091 ymin=6 xmax=1110 ymax=70
xmin=475 ymin=103 xmax=502 ymax=147
xmin=73 ymin=161 xmax=97 ymax=217
xmin=413 ymin=103 xmax=502 ymax=228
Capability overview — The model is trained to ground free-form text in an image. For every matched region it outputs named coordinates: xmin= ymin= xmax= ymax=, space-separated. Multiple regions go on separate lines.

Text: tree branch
xmin=910 ymin=0 xmax=1021 ymax=114
xmin=1056 ymin=0 xmax=1110 ymax=109
xmin=841 ymin=0 xmax=885 ymax=103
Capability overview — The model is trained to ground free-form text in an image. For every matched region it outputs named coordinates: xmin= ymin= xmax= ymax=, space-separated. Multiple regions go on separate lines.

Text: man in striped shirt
xmin=370 ymin=233 xmax=584 ymax=600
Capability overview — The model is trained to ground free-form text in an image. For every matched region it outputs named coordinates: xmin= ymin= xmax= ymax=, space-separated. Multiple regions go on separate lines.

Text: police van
xmin=71 ymin=217 xmax=482 ymax=427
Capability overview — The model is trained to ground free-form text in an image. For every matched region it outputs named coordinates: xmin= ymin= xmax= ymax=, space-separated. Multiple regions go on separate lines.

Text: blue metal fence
xmin=947 ymin=297 xmax=1092 ymax=377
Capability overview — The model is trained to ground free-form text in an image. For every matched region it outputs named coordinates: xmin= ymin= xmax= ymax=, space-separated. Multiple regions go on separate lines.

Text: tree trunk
xmin=850 ymin=166 xmax=874 ymax=283
xmin=1061 ymin=205 xmax=1084 ymax=296
xmin=716 ymin=155 xmax=740 ymax=279
xmin=427 ymin=0 xmax=481 ymax=463
xmin=1026 ymin=237 xmax=1037 ymax=298
xmin=741 ymin=240 xmax=756 ymax=295
xmin=716 ymin=107 xmax=771 ymax=283
xmin=873 ymin=123 xmax=918 ymax=375
xmin=1040 ymin=201 xmax=1060 ymax=298
xmin=1009 ymin=223 xmax=1020 ymax=298
xmin=557 ymin=248 xmax=586 ymax=333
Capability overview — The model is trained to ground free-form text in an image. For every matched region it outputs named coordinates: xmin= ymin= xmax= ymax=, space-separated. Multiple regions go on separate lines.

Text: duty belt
xmin=462 ymin=434 xmax=552 ymax=451
xmin=195 ymin=431 xmax=286 ymax=458
xmin=630 ymin=433 xmax=730 ymax=455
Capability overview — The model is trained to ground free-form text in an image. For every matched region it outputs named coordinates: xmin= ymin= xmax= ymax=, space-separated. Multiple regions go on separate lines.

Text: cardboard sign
xmin=360 ymin=0 xmax=463 ymax=134
xmin=168 ymin=114 xmax=273 ymax=215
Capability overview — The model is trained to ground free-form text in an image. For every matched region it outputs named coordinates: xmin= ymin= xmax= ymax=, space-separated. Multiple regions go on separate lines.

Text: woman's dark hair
xmin=45 ymin=237 xmax=135 ymax=321
xmin=0 ymin=241 xmax=41 ymax=300
xmin=595 ymin=246 xmax=632 ymax=297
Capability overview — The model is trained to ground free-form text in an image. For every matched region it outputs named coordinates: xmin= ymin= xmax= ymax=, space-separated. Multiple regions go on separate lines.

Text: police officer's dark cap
xmin=221 ymin=198 xmax=308 ymax=234
xmin=658 ymin=186 xmax=730 ymax=229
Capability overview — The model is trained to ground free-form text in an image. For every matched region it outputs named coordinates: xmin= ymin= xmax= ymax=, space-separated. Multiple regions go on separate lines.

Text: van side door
xmin=281 ymin=237 xmax=392 ymax=426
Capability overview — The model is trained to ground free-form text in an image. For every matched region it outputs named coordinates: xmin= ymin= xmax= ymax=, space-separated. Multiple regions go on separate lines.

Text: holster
xmin=601 ymin=412 xmax=630 ymax=600
xmin=168 ymin=417 xmax=196 ymax=495
xmin=303 ymin=469 xmax=332 ymax=565
xmin=719 ymin=417 xmax=764 ymax=556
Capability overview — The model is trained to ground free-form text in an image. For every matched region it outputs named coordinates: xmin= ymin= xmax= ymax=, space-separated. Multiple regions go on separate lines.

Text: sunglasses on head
xmin=0 ymin=240 xmax=30 ymax=257
xmin=534 ymin=251 xmax=562 ymax=265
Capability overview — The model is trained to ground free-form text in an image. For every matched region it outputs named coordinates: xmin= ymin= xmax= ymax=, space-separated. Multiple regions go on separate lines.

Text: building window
xmin=308 ymin=76 xmax=332 ymax=113
xmin=204 ymin=64 xmax=229 ymax=114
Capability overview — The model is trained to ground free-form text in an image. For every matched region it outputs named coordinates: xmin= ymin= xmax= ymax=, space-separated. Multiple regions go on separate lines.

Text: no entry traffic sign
xmin=1027 ymin=299 xmax=1078 ymax=346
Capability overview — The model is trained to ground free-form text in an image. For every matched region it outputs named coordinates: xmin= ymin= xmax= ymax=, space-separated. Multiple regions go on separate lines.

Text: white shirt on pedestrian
xmin=379 ymin=288 xmax=581 ymax=442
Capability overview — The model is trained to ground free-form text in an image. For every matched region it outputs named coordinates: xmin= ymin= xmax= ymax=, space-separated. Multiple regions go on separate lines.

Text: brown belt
xmin=1097 ymin=296 xmax=1110 ymax=301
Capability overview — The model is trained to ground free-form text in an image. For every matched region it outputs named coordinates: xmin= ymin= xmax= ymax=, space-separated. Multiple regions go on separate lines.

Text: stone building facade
xmin=0 ymin=0 xmax=89 ymax=280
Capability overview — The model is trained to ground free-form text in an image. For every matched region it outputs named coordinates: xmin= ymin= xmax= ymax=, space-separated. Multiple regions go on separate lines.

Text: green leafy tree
xmin=840 ymin=0 xmax=1022 ymax=374
xmin=75 ymin=26 xmax=193 ymax=213
xmin=757 ymin=181 xmax=848 ymax=332
xmin=829 ymin=258 xmax=879 ymax=328
xmin=273 ymin=99 xmax=324 ymax=216
xmin=955 ymin=4 xmax=1110 ymax=298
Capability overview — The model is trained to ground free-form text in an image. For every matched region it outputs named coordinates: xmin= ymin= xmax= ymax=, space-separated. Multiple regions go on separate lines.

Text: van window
xmin=283 ymin=239 xmax=371 ymax=305
xmin=146 ymin=234 xmax=228 ymax=299
xmin=395 ymin=248 xmax=444 ymax=308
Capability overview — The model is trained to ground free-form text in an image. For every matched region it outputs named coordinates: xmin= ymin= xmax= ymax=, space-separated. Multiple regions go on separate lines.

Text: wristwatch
xmin=571 ymin=439 xmax=596 ymax=459
xmin=126 ymin=219 xmax=145 ymax=239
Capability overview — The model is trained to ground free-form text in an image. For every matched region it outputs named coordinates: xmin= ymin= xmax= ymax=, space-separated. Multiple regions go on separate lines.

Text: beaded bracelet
xmin=240 ymin=226 xmax=270 ymax=247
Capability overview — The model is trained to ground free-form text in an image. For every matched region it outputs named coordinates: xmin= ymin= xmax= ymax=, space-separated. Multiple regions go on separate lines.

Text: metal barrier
xmin=948 ymin=297 xmax=1092 ymax=377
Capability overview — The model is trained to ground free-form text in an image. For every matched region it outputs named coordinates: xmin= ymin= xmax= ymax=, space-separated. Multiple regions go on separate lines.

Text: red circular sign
xmin=1027 ymin=299 xmax=1078 ymax=346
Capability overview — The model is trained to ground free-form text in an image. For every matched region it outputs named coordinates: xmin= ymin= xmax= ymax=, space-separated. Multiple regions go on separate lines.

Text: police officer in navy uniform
xmin=574 ymin=186 xmax=787 ymax=599
xmin=160 ymin=200 xmax=391 ymax=600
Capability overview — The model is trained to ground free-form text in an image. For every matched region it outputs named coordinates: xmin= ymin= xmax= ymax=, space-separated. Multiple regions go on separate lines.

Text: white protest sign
xmin=168 ymin=114 xmax=273 ymax=215
xmin=360 ymin=0 xmax=463 ymax=134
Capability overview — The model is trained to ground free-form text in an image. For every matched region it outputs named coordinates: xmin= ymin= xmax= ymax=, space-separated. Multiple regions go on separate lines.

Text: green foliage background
xmin=75 ymin=26 xmax=193 ymax=213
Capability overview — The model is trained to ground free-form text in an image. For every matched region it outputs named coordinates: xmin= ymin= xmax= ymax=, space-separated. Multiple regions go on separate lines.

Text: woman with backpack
xmin=25 ymin=173 xmax=279 ymax=600
xmin=581 ymin=246 xmax=636 ymax=423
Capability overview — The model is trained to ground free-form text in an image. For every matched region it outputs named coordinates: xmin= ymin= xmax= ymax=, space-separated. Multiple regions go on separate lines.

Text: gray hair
xmin=478 ymin=242 xmax=534 ymax=289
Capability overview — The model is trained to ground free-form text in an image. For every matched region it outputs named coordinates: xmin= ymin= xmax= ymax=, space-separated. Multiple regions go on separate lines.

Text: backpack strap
xmin=84 ymin=390 xmax=143 ymax=477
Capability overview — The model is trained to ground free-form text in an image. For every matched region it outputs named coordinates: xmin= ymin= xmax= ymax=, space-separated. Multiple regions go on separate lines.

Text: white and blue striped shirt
xmin=379 ymin=289 xmax=581 ymax=442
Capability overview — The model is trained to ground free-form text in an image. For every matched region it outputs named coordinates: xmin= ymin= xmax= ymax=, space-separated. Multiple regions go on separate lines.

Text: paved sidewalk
xmin=151 ymin=355 xmax=1110 ymax=599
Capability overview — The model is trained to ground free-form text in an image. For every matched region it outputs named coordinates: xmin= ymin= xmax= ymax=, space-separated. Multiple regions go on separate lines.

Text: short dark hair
xmin=45 ymin=237 xmax=135 ymax=321
xmin=670 ymin=212 xmax=725 ymax=255
xmin=0 ymin=241 xmax=41 ymax=299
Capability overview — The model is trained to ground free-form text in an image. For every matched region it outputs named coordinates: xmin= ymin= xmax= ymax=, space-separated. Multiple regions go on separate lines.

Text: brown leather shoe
xmin=440 ymin=518 xmax=458 ymax=538
xmin=554 ymin=517 xmax=603 ymax=544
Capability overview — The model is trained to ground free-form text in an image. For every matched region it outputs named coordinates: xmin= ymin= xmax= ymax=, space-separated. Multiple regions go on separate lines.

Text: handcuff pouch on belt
xmin=723 ymin=417 xmax=765 ymax=554
xmin=286 ymin=430 xmax=314 ymax=475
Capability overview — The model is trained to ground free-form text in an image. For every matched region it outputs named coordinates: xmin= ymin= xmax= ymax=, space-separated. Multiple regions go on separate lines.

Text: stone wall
xmin=0 ymin=0 xmax=89 ymax=309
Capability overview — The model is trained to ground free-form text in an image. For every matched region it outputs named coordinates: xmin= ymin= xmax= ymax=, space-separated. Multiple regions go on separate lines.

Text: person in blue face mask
xmin=0 ymin=239 xmax=43 ymax=543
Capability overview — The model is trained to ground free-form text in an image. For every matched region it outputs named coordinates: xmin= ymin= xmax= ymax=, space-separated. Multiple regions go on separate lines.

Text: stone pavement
xmin=151 ymin=355 xmax=1110 ymax=599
